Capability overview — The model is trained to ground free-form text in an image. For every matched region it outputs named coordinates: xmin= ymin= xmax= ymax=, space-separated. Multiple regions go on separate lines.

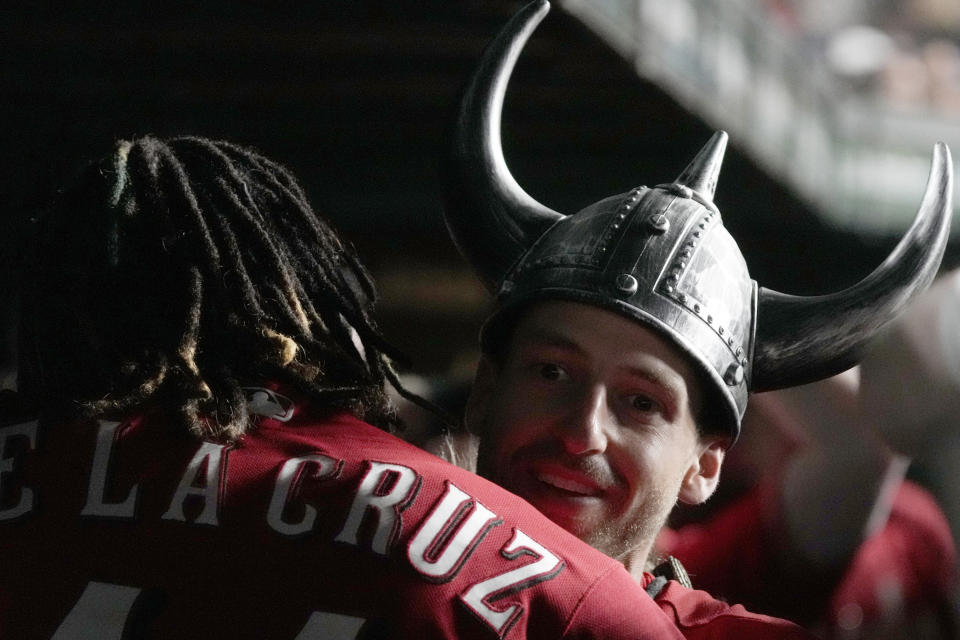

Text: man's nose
xmin=555 ymin=386 xmax=610 ymax=455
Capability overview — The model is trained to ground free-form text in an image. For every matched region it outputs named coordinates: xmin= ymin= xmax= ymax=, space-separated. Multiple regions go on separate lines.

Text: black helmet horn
xmin=752 ymin=142 xmax=953 ymax=391
xmin=444 ymin=0 xmax=562 ymax=292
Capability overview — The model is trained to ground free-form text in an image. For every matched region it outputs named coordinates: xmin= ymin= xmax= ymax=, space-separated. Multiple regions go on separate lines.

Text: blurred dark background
xmin=2 ymin=1 xmax=957 ymax=380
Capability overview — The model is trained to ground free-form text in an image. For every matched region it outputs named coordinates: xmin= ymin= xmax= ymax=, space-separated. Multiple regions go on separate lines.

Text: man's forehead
xmin=512 ymin=323 xmax=582 ymax=353
xmin=513 ymin=301 xmax=661 ymax=349
xmin=513 ymin=302 xmax=696 ymax=378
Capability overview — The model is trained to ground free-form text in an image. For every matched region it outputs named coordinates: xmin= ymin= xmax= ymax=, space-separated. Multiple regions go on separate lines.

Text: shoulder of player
xmin=652 ymin=580 xmax=816 ymax=639
xmin=888 ymin=480 xmax=952 ymax=534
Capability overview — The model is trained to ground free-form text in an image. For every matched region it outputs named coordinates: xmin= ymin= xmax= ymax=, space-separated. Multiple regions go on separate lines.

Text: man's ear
xmin=463 ymin=356 xmax=499 ymax=436
xmin=677 ymin=439 xmax=727 ymax=505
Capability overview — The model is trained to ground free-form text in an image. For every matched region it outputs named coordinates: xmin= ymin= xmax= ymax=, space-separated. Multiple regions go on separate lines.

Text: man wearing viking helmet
xmin=444 ymin=1 xmax=953 ymax=634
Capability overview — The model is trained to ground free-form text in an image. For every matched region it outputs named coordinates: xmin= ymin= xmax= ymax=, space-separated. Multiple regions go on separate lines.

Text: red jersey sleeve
xmin=659 ymin=481 xmax=957 ymax=633
xmin=647 ymin=577 xmax=817 ymax=639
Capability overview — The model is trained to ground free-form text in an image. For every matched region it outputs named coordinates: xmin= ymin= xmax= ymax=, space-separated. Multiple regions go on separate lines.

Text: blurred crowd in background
xmin=766 ymin=0 xmax=960 ymax=113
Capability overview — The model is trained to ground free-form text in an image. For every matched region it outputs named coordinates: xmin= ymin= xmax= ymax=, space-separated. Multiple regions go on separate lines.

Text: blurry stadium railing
xmin=560 ymin=0 xmax=960 ymax=236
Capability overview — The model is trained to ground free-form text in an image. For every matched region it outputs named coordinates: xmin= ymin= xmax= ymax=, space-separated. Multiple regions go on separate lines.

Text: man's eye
xmin=629 ymin=395 xmax=657 ymax=413
xmin=537 ymin=363 xmax=569 ymax=381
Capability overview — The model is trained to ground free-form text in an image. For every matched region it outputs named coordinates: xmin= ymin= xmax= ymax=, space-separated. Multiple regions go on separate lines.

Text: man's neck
xmin=618 ymin=542 xmax=656 ymax=582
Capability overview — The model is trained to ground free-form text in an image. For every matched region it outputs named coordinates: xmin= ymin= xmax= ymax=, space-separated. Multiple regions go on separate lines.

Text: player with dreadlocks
xmin=0 ymin=135 xmax=698 ymax=638
xmin=19 ymin=135 xmax=405 ymax=441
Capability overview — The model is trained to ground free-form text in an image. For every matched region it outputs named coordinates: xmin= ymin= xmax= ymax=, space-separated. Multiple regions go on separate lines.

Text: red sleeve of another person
xmin=642 ymin=573 xmax=815 ymax=639
xmin=826 ymin=481 xmax=956 ymax=628
xmin=658 ymin=482 xmax=957 ymax=631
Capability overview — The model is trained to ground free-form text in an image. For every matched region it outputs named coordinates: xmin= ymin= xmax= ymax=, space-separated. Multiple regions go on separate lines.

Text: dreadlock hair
xmin=19 ymin=135 xmax=417 ymax=441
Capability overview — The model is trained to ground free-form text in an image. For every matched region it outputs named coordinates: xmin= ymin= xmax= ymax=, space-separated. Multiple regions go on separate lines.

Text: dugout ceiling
xmin=1 ymin=1 xmax=953 ymax=375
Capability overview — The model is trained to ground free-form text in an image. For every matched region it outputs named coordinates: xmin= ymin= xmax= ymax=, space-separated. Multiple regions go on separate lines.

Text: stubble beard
xmin=476 ymin=434 xmax=676 ymax=571
xmin=584 ymin=483 xmax=674 ymax=571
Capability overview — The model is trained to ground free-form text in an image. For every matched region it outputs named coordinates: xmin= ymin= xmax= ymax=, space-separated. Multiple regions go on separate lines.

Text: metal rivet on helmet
xmin=615 ymin=273 xmax=639 ymax=296
xmin=647 ymin=214 xmax=669 ymax=235
xmin=724 ymin=363 xmax=745 ymax=386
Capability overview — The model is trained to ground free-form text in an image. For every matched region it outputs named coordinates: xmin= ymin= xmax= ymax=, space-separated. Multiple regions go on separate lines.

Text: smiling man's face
xmin=468 ymin=301 xmax=726 ymax=571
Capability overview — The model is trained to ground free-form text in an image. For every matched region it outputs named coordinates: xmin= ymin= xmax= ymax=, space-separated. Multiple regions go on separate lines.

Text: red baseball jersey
xmin=0 ymin=384 xmax=690 ymax=639
xmin=642 ymin=574 xmax=814 ymax=639
xmin=659 ymin=482 xmax=957 ymax=634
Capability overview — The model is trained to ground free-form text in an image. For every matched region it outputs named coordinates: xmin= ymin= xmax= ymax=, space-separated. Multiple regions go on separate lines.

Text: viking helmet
xmin=444 ymin=0 xmax=953 ymax=440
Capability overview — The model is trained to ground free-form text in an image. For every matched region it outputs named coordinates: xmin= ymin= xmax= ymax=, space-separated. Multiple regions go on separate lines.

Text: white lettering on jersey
xmin=294 ymin=611 xmax=366 ymax=640
xmin=80 ymin=421 xmax=138 ymax=519
xmin=0 ymin=420 xmax=38 ymax=521
xmin=267 ymin=454 xmax=341 ymax=536
xmin=161 ymin=441 xmax=226 ymax=525
xmin=407 ymin=482 xmax=501 ymax=582
xmin=57 ymin=581 xmax=369 ymax=640
xmin=334 ymin=461 xmax=419 ymax=555
xmin=460 ymin=528 xmax=565 ymax=638
xmin=53 ymin=582 xmax=144 ymax=640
